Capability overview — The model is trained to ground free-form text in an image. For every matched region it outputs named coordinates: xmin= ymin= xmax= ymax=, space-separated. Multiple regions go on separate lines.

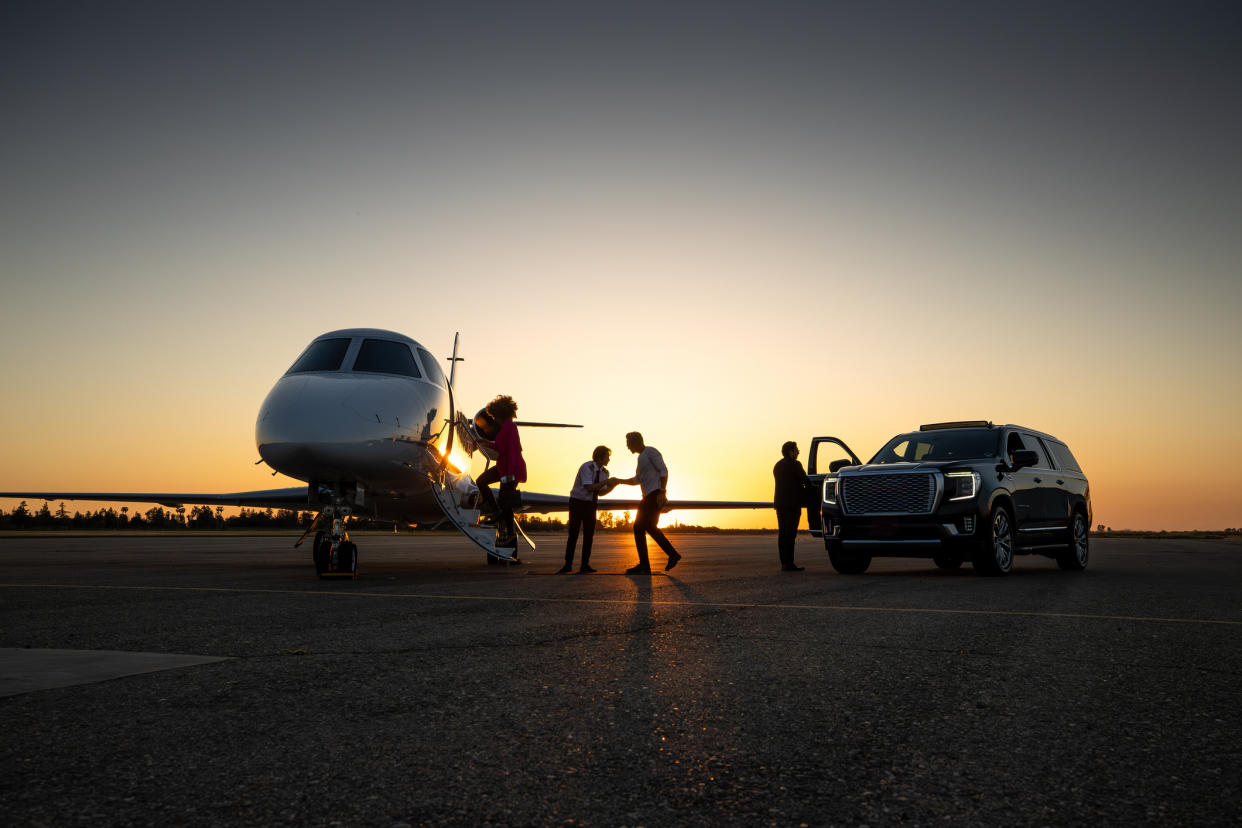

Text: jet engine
xmin=472 ymin=408 xmax=499 ymax=441
xmin=452 ymin=408 xmax=499 ymax=461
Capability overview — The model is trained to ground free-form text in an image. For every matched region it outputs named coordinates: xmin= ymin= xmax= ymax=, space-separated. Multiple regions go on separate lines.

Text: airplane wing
xmin=515 ymin=490 xmax=772 ymax=513
xmin=0 ymin=488 xmax=310 ymax=510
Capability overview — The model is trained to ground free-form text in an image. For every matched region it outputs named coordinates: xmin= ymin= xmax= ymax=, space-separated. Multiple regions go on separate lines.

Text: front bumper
xmin=821 ymin=503 xmax=985 ymax=557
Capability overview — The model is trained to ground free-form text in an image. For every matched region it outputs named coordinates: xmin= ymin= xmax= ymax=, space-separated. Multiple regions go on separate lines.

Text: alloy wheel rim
xmin=1074 ymin=515 xmax=1089 ymax=565
xmin=993 ymin=511 xmax=1013 ymax=571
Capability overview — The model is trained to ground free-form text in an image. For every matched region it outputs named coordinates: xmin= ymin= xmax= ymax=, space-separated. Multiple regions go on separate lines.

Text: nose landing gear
xmin=298 ymin=505 xmax=358 ymax=579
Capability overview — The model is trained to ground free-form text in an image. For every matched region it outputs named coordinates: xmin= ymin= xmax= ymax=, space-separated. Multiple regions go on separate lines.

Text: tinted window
xmin=416 ymin=347 xmax=446 ymax=387
xmin=1048 ymin=440 xmax=1082 ymax=473
xmin=1021 ymin=434 xmax=1052 ymax=468
xmin=286 ymin=338 xmax=350 ymax=374
xmin=1005 ymin=432 xmax=1026 ymax=464
xmin=870 ymin=429 xmax=999 ymax=464
xmin=811 ymin=440 xmax=854 ymax=474
xmin=352 ymin=339 xmax=422 ymax=378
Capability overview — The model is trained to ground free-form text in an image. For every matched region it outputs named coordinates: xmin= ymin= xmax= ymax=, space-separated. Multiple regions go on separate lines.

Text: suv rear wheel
xmin=1057 ymin=511 xmax=1089 ymax=571
xmin=973 ymin=506 xmax=1014 ymax=576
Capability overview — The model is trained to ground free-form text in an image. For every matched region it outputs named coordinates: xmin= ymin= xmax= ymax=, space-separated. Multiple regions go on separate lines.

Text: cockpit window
xmin=286 ymin=338 xmax=350 ymax=374
xmin=870 ymin=429 xmax=1000 ymax=464
xmin=416 ymin=347 xmax=446 ymax=388
xmin=352 ymin=339 xmax=422 ymax=378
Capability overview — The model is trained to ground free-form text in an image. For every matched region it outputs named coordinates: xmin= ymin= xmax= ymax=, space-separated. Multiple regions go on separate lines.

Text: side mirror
xmin=828 ymin=459 xmax=854 ymax=472
xmin=1010 ymin=449 xmax=1038 ymax=470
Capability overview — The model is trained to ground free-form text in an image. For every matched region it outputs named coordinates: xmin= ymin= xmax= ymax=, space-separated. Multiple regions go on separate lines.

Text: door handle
xmin=1057 ymin=480 xmax=1064 ymax=485
xmin=1033 ymin=477 xmax=1042 ymax=484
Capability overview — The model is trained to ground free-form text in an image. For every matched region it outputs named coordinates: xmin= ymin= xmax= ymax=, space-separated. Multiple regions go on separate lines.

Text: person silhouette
xmin=612 ymin=431 xmax=681 ymax=574
xmin=559 ymin=445 xmax=617 ymax=574
xmin=473 ymin=395 xmax=525 ymax=561
xmin=773 ymin=440 xmax=809 ymax=571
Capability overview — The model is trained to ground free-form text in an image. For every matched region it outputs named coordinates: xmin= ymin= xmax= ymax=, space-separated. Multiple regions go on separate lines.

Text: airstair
xmin=427 ymin=471 xmax=518 ymax=562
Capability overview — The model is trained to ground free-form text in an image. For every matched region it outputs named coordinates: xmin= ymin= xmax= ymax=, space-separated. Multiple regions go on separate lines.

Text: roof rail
xmin=919 ymin=420 xmax=993 ymax=431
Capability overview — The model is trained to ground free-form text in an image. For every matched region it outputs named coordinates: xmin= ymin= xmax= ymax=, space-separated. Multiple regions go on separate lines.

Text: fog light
xmin=963 ymin=515 xmax=975 ymax=533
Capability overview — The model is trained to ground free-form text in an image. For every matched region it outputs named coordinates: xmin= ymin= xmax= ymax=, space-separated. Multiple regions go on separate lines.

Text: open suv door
xmin=806 ymin=436 xmax=861 ymax=537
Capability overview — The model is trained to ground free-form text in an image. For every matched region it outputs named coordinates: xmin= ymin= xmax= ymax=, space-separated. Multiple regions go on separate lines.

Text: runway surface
xmin=2 ymin=533 xmax=1239 ymax=826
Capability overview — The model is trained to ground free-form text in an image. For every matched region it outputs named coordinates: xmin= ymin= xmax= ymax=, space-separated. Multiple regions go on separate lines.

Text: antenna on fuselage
xmin=439 ymin=332 xmax=462 ymax=475
xmin=447 ymin=331 xmax=463 ymax=389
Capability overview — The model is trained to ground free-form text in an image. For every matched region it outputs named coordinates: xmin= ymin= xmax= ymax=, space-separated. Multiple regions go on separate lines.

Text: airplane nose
xmin=255 ymin=374 xmax=442 ymax=481
xmin=256 ymin=376 xmax=321 ymax=447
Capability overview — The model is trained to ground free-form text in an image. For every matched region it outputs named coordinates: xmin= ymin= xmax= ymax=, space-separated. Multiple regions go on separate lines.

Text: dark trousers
xmin=565 ymin=498 xmax=597 ymax=567
xmin=476 ymin=466 xmax=500 ymax=513
xmin=633 ymin=493 xmax=677 ymax=566
xmin=776 ymin=507 xmax=801 ymax=566
xmin=476 ymin=466 xmax=517 ymax=547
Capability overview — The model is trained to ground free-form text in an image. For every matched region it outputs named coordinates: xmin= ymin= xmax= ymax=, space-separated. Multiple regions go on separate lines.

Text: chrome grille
xmin=840 ymin=472 xmax=936 ymax=515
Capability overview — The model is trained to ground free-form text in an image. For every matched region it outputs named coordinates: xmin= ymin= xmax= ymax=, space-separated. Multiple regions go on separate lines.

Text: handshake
xmin=599 ymin=478 xmax=668 ymax=511
xmin=587 ymin=478 xmax=624 ymax=497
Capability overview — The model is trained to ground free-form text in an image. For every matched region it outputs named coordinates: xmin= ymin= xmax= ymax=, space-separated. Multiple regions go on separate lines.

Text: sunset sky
xmin=2 ymin=2 xmax=1240 ymax=530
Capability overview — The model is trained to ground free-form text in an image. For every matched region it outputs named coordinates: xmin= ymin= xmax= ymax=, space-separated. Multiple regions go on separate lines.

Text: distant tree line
xmin=516 ymin=511 xmax=634 ymax=532
xmin=0 ymin=501 xmax=318 ymax=530
xmin=1093 ymin=525 xmax=1242 ymax=538
xmin=515 ymin=512 xmax=772 ymax=533
xmin=0 ymin=502 xmax=775 ymax=533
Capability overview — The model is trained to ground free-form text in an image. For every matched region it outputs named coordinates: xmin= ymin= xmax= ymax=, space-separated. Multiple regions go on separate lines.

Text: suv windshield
xmin=869 ymin=429 xmax=1000 ymax=464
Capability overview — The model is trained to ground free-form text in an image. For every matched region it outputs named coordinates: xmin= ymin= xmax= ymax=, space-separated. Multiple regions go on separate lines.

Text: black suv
xmin=806 ymin=422 xmax=1090 ymax=576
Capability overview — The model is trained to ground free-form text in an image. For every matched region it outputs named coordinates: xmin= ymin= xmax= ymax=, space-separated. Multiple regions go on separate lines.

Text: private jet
xmin=2 ymin=329 xmax=769 ymax=577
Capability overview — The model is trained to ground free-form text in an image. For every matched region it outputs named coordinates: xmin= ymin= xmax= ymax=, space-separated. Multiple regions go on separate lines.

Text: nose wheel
xmin=313 ymin=532 xmax=358 ymax=579
xmin=304 ymin=505 xmax=358 ymax=579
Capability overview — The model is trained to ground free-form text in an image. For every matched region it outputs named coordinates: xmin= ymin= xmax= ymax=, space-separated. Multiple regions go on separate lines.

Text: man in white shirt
xmin=559 ymin=445 xmax=616 ymax=574
xmin=613 ymin=431 xmax=682 ymax=574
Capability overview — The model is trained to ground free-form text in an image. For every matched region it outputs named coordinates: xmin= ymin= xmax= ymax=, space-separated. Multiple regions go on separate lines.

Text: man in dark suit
xmin=773 ymin=441 xmax=809 ymax=571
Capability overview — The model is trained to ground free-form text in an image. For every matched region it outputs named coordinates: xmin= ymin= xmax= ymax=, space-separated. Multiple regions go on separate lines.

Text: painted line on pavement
xmin=3 ymin=582 xmax=1240 ymax=627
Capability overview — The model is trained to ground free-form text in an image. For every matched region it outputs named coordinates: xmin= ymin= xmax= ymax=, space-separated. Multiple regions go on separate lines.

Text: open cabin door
xmin=806 ymin=436 xmax=861 ymax=538
xmin=426 ymin=472 xmax=516 ymax=561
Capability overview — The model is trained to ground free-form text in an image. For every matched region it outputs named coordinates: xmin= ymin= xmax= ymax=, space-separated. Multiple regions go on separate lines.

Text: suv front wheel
xmin=973 ymin=506 xmax=1014 ymax=576
xmin=828 ymin=545 xmax=872 ymax=574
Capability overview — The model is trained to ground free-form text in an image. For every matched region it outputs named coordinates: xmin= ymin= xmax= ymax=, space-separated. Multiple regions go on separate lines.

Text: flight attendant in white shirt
xmin=613 ymin=431 xmax=682 ymax=574
xmin=559 ymin=445 xmax=617 ymax=574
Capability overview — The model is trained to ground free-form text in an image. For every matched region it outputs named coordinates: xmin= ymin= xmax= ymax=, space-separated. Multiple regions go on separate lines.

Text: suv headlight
xmin=945 ymin=471 xmax=980 ymax=501
xmin=823 ymin=476 xmax=838 ymax=506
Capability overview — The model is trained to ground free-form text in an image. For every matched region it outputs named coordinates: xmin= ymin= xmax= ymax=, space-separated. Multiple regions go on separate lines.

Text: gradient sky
xmin=2 ymin=1 xmax=1240 ymax=530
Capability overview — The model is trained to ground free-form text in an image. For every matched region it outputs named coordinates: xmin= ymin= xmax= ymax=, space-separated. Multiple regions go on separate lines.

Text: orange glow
xmin=1 ymin=348 xmax=1240 ymax=531
xmin=445 ymin=445 xmax=474 ymax=477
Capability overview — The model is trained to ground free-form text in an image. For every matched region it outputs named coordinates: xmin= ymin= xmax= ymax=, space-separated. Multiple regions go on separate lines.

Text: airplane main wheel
xmin=312 ymin=532 xmax=328 ymax=575
xmin=338 ymin=541 xmax=357 ymax=573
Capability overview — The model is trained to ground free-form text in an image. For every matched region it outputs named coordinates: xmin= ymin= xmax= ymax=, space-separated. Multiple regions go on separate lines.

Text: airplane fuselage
xmin=255 ymin=329 xmax=454 ymax=524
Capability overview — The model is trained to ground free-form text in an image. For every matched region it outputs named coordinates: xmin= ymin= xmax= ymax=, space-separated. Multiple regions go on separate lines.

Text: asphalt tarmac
xmin=2 ymin=532 xmax=1239 ymax=827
